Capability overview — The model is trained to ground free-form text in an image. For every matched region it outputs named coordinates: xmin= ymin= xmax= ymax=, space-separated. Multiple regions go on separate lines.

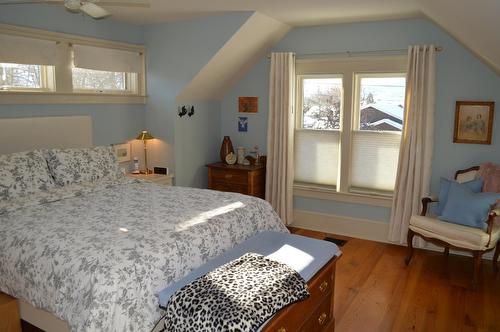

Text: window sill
xmin=0 ymin=91 xmax=146 ymax=104
xmin=294 ymin=184 xmax=393 ymax=208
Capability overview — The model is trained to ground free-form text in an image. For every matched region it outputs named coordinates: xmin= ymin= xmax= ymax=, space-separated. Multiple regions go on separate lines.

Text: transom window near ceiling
xmin=0 ymin=24 xmax=145 ymax=102
xmin=294 ymin=56 xmax=407 ymax=198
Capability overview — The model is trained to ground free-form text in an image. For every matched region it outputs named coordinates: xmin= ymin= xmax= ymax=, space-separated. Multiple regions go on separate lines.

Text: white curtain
xmin=388 ymin=45 xmax=436 ymax=243
xmin=73 ymin=44 xmax=142 ymax=73
xmin=266 ymin=52 xmax=295 ymax=225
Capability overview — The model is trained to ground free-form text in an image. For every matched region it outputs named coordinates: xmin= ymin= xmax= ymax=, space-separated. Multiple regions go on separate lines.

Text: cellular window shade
xmin=73 ymin=44 xmax=142 ymax=73
xmin=0 ymin=34 xmax=58 ymax=65
xmin=294 ymin=130 xmax=340 ymax=186
xmin=351 ymin=131 xmax=401 ymax=192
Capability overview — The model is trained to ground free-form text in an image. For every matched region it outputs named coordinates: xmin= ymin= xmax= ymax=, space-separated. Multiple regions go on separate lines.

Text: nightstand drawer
xmin=210 ymin=168 xmax=248 ymax=185
xmin=211 ymin=181 xmax=248 ymax=195
xmin=207 ymin=162 xmax=266 ymax=199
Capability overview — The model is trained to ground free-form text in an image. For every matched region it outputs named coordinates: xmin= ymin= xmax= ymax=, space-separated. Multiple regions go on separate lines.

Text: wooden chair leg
xmin=472 ymin=251 xmax=483 ymax=290
xmin=493 ymin=244 xmax=500 ymax=273
xmin=444 ymin=247 xmax=450 ymax=257
xmin=405 ymin=229 xmax=415 ymax=265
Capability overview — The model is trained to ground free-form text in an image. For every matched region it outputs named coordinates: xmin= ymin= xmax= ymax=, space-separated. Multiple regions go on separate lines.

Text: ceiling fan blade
xmin=93 ymin=0 xmax=149 ymax=8
xmin=80 ymin=2 xmax=111 ymax=19
xmin=0 ymin=0 xmax=62 ymax=4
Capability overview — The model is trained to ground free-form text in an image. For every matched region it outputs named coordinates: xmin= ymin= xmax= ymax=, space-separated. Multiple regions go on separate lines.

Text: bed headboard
xmin=0 ymin=116 xmax=93 ymax=155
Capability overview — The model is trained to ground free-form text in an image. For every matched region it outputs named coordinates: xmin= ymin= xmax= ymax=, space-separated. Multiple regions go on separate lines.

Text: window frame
xmin=0 ymin=63 xmax=55 ymax=93
xmin=295 ymin=74 xmax=343 ymax=190
xmin=352 ymin=72 xmax=406 ymax=131
xmin=293 ymin=55 xmax=407 ymax=206
xmin=71 ymin=69 xmax=138 ymax=95
xmin=0 ymin=23 xmax=146 ymax=104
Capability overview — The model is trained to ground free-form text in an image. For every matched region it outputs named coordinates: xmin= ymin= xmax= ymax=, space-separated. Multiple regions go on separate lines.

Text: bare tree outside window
xmin=72 ymin=67 xmax=126 ymax=91
xmin=302 ymin=78 xmax=342 ymax=130
xmin=0 ymin=63 xmax=42 ymax=89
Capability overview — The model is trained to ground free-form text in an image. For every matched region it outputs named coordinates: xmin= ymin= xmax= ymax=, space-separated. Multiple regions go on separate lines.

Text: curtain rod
xmin=266 ymin=46 xmax=443 ymax=59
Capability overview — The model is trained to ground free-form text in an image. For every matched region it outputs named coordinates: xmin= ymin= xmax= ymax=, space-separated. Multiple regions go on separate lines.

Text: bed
xmin=0 ymin=174 xmax=287 ymax=331
xmin=0 ymin=116 xmax=339 ymax=332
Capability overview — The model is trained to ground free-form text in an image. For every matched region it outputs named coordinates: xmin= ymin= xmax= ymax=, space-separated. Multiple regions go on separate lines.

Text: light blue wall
xmin=144 ymin=13 xmax=251 ymax=186
xmin=0 ymin=5 xmax=146 ymax=146
xmin=174 ymin=101 xmax=221 ymax=188
xmin=220 ymin=17 xmax=500 ymax=222
xmin=220 ymin=58 xmax=270 ymax=153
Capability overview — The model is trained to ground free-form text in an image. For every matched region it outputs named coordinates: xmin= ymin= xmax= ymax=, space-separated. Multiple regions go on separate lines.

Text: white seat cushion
xmin=409 ymin=215 xmax=500 ymax=251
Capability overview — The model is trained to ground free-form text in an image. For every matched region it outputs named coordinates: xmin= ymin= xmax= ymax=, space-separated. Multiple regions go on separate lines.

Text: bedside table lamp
xmin=136 ymin=130 xmax=154 ymax=174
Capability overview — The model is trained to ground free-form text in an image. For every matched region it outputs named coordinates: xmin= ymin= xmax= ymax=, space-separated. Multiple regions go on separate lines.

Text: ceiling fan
xmin=0 ymin=0 xmax=150 ymax=20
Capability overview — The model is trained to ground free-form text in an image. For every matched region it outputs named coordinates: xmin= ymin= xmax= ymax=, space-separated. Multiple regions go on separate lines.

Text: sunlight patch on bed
xmin=176 ymin=202 xmax=245 ymax=231
xmin=266 ymin=244 xmax=314 ymax=274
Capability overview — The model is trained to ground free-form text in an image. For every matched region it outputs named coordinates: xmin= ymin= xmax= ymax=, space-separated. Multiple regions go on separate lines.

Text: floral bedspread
xmin=0 ymin=178 xmax=287 ymax=331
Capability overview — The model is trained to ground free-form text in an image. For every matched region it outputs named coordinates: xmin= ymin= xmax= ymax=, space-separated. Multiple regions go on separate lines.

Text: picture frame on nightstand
xmin=112 ymin=143 xmax=131 ymax=163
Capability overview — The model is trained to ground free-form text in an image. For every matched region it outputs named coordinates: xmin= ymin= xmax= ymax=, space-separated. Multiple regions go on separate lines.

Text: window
xmin=351 ymin=74 xmax=406 ymax=194
xmin=301 ymin=77 xmax=342 ymax=130
xmin=295 ymin=76 xmax=342 ymax=186
xmin=72 ymin=67 xmax=134 ymax=93
xmin=0 ymin=63 xmax=54 ymax=91
xmin=294 ymin=56 xmax=407 ymax=200
xmin=0 ymin=24 xmax=146 ymax=103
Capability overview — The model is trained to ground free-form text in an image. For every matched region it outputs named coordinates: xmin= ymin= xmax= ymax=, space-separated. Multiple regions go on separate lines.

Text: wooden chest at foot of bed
xmin=262 ymin=257 xmax=337 ymax=332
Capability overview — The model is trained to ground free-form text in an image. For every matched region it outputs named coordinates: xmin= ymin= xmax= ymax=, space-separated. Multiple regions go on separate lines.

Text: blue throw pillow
xmin=435 ymin=177 xmax=483 ymax=215
xmin=438 ymin=181 xmax=500 ymax=229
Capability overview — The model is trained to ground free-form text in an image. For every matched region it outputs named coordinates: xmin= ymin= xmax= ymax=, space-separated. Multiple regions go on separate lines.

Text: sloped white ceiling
xmin=418 ymin=0 xmax=500 ymax=74
xmin=109 ymin=0 xmax=420 ymax=26
xmin=176 ymin=12 xmax=290 ymax=101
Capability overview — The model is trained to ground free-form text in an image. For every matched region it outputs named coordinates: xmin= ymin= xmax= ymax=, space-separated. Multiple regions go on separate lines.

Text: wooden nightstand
xmin=127 ymin=173 xmax=174 ymax=186
xmin=0 ymin=292 xmax=21 ymax=332
xmin=207 ymin=162 xmax=265 ymax=198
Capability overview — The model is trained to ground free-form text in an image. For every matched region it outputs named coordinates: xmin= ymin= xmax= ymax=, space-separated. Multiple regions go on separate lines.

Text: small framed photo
xmin=239 ymin=97 xmax=258 ymax=113
xmin=453 ymin=101 xmax=495 ymax=145
xmin=113 ymin=143 xmax=131 ymax=163
xmin=238 ymin=117 xmax=248 ymax=132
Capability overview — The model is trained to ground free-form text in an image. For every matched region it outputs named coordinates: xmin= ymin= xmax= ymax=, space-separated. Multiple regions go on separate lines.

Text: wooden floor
xmin=289 ymin=227 xmax=500 ymax=332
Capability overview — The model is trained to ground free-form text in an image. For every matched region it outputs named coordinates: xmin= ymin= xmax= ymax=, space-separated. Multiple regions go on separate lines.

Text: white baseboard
xmin=292 ymin=209 xmax=390 ymax=243
xmin=291 ymin=209 xmax=495 ymax=260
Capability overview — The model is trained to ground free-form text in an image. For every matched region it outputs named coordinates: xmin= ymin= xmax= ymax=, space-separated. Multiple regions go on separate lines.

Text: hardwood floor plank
xmin=289 ymin=227 xmax=500 ymax=332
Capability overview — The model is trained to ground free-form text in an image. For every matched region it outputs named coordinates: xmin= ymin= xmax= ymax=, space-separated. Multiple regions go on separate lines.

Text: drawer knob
xmin=319 ymin=280 xmax=328 ymax=292
xmin=318 ymin=312 xmax=328 ymax=326
xmin=225 ymin=174 xmax=233 ymax=179
xmin=277 ymin=328 xmax=286 ymax=332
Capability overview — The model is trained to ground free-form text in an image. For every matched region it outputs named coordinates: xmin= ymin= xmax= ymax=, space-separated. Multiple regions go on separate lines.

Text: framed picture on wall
xmin=453 ymin=101 xmax=495 ymax=145
xmin=238 ymin=117 xmax=248 ymax=132
xmin=112 ymin=143 xmax=131 ymax=163
xmin=239 ymin=97 xmax=258 ymax=113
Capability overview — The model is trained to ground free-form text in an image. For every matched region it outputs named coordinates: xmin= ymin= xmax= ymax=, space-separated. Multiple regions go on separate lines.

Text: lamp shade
xmin=136 ymin=130 xmax=154 ymax=141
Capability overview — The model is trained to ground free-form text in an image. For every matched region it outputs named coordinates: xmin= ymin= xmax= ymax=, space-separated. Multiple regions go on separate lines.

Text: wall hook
xmin=178 ymin=106 xmax=187 ymax=117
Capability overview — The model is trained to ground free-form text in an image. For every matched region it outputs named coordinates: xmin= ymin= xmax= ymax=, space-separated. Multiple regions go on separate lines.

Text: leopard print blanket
xmin=160 ymin=253 xmax=309 ymax=332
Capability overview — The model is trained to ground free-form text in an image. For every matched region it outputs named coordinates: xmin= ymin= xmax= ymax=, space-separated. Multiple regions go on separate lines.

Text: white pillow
xmin=45 ymin=146 xmax=121 ymax=186
xmin=0 ymin=150 xmax=56 ymax=201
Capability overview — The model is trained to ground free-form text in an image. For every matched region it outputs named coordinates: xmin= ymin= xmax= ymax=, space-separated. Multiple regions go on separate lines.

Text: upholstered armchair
xmin=405 ymin=166 xmax=500 ymax=289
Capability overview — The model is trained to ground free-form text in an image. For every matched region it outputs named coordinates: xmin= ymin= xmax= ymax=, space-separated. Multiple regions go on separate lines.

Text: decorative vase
xmin=220 ymin=136 xmax=234 ymax=163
